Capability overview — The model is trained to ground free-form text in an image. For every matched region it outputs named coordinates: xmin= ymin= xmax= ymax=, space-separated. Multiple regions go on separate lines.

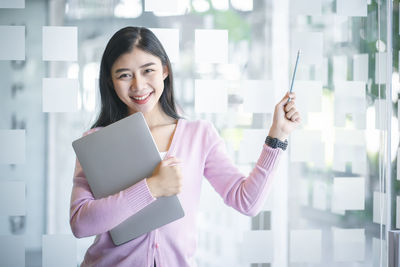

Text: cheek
xmin=113 ymin=81 xmax=127 ymax=94
xmin=113 ymin=83 xmax=129 ymax=103
xmin=114 ymin=89 xmax=123 ymax=100
xmin=154 ymin=77 xmax=165 ymax=93
xmin=113 ymin=85 xmax=122 ymax=97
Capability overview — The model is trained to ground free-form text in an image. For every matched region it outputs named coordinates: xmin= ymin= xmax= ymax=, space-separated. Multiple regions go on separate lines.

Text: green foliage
xmin=213 ymin=10 xmax=251 ymax=42
xmin=191 ymin=0 xmax=251 ymax=42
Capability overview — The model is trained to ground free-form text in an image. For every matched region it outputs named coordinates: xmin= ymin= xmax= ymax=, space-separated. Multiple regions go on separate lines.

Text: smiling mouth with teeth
xmin=133 ymin=94 xmax=150 ymax=100
xmin=130 ymin=92 xmax=153 ymax=103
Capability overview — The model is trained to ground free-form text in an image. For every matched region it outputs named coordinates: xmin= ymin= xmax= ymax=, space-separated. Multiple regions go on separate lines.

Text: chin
xmin=133 ymin=104 xmax=156 ymax=114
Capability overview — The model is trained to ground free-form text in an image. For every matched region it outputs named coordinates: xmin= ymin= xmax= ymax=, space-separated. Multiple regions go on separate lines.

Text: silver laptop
xmin=72 ymin=112 xmax=184 ymax=245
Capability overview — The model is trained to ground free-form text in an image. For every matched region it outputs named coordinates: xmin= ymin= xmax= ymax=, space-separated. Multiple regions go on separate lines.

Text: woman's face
xmin=111 ymin=48 xmax=168 ymax=115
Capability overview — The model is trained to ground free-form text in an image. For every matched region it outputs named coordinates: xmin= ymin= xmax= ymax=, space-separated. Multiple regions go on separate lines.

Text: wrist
xmin=146 ymin=176 xmax=160 ymax=198
xmin=265 ymin=136 xmax=288 ymax=150
xmin=268 ymin=125 xmax=288 ymax=141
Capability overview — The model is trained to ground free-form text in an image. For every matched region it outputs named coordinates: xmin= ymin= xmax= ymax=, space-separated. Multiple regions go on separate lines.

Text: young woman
xmin=70 ymin=26 xmax=300 ymax=267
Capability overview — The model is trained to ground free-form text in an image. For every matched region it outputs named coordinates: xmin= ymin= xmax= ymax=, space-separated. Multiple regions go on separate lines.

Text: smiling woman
xmin=69 ymin=26 xmax=300 ymax=267
xmin=92 ymin=27 xmax=180 ymax=129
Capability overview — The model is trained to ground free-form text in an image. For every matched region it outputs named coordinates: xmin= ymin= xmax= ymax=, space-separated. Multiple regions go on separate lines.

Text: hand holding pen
xmin=268 ymin=50 xmax=302 ymax=141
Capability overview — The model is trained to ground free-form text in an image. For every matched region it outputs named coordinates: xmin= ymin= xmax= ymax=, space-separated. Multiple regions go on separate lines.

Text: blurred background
xmin=0 ymin=0 xmax=398 ymax=266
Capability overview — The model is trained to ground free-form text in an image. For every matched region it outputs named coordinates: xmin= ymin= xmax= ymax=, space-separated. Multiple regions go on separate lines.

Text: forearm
xmin=70 ymin=177 xmax=155 ymax=238
xmin=205 ymin=142 xmax=281 ymax=217
xmin=224 ymin=145 xmax=281 ymax=216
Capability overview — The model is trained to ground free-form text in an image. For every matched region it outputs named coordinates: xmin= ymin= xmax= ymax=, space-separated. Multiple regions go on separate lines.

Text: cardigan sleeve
xmin=69 ymin=129 xmax=156 ymax=238
xmin=203 ymin=122 xmax=282 ymax=216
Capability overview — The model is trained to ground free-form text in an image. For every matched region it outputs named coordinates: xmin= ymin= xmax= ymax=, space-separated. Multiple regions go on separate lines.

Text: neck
xmin=141 ymin=103 xmax=175 ymax=128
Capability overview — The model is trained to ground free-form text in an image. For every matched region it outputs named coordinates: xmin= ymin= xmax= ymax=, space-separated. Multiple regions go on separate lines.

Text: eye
xmin=144 ymin=69 xmax=154 ymax=74
xmin=118 ymin=73 xmax=131 ymax=79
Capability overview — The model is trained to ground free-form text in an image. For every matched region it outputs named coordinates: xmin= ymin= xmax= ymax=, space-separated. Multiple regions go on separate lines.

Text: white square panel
xmin=373 ymin=191 xmax=386 ymax=224
xmin=290 ymin=0 xmax=321 ymax=15
xmin=322 ymin=57 xmax=328 ymax=85
xmin=333 ymin=16 xmax=349 ymax=43
xmin=333 ymin=228 xmax=365 ymax=261
xmin=290 ymin=130 xmax=324 ymax=166
xmin=262 ymin=190 xmax=273 ymax=211
xmin=240 ymin=231 xmax=273 ymax=263
xmin=0 ymin=235 xmax=24 ymax=267
xmin=333 ymin=145 xmax=367 ymax=174
xmin=0 ymin=181 xmax=25 ymax=216
xmin=0 ymin=26 xmax=25 ymax=60
xmin=43 ymin=235 xmax=76 ymax=267
xmin=331 ymin=205 xmax=346 ymax=216
xmin=312 ymin=180 xmax=328 ymax=210
xmin=294 ymin=81 xmax=322 ymax=115
xmin=291 ymin=32 xmax=323 ymax=66
xmin=242 ymin=80 xmax=274 ymax=113
xmin=238 ymin=129 xmax=267 ymax=164
xmin=42 ymin=78 xmax=79 ymax=112
xmin=94 ymin=78 xmax=101 ymax=114
xmin=399 ymin=105 xmax=400 ymax=131
xmin=337 ymin=0 xmax=367 ymax=17
xmin=374 ymin=99 xmax=386 ymax=130
xmin=145 ymin=0 xmax=179 ymax=13
xmin=334 ymin=98 xmax=366 ymax=113
xmin=333 ymin=55 xmax=347 ymax=81
xmin=335 ymin=128 xmax=366 ymax=146
xmin=375 ymin=52 xmax=387 ymax=84
xmin=0 ymin=0 xmax=24 ymax=8
xmin=290 ymin=229 xmax=321 ymax=263
xmin=373 ymin=238 xmax=387 ymax=267
xmin=182 ymin=79 xmax=194 ymax=102
xmin=0 ymin=129 xmax=25 ymax=164
xmin=397 ymin=149 xmax=400 ymax=181
xmin=334 ymin=81 xmax=366 ymax=98
xmin=195 ymin=29 xmax=228 ymax=64
xmin=43 ymin=26 xmax=77 ymax=61
xmin=332 ymin=177 xmax=365 ymax=211
xmin=150 ymin=28 xmax=179 ymax=63
xmin=353 ymin=54 xmax=369 ymax=81
xmin=397 ymin=196 xmax=400 ymax=229
xmin=194 ymin=79 xmax=227 ymax=113
xmin=299 ymin=179 xmax=309 ymax=206
xmin=212 ymin=0 xmax=229 ymax=10
xmin=334 ymin=97 xmax=366 ymax=128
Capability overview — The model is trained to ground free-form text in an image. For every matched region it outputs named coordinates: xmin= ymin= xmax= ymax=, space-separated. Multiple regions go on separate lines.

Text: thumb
xmin=277 ymin=92 xmax=291 ymax=107
xmin=162 ymin=156 xmax=181 ymax=166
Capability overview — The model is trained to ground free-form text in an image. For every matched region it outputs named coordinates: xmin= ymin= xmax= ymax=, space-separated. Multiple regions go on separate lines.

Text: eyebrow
xmin=114 ymin=62 xmax=156 ymax=74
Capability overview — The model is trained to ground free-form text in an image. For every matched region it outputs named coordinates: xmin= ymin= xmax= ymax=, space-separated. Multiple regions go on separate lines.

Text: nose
xmin=130 ymin=75 xmax=146 ymax=91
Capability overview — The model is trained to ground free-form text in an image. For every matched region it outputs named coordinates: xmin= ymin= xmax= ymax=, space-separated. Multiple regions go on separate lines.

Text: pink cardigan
xmin=70 ymin=119 xmax=282 ymax=267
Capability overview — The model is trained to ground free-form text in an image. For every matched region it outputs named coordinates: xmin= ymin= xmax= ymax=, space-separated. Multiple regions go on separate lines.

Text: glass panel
xmin=288 ymin=0 xmax=395 ymax=266
xmin=0 ymin=1 xmax=47 ymax=266
xmin=0 ymin=0 xmax=397 ymax=266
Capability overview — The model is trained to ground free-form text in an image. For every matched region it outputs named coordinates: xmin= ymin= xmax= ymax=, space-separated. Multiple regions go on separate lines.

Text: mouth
xmin=129 ymin=92 xmax=154 ymax=104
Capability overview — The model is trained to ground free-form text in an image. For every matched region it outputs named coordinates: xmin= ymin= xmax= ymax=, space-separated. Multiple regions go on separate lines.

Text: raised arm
xmin=204 ymin=92 xmax=300 ymax=216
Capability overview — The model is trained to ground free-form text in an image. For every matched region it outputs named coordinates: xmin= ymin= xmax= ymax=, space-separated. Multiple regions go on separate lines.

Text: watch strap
xmin=265 ymin=136 xmax=288 ymax=151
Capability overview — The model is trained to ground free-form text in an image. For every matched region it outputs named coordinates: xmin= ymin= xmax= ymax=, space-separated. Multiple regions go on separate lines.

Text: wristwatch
xmin=265 ymin=136 xmax=288 ymax=151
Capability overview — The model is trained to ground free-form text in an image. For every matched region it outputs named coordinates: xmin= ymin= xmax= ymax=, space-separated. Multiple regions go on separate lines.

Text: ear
xmin=162 ymin=65 xmax=169 ymax=80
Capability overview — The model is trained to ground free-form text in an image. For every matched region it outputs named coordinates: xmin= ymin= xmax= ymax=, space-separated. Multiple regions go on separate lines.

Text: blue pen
xmin=287 ymin=49 xmax=301 ymax=103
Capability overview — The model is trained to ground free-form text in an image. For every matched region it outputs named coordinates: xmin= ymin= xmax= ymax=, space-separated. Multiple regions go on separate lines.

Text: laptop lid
xmin=72 ymin=112 xmax=184 ymax=245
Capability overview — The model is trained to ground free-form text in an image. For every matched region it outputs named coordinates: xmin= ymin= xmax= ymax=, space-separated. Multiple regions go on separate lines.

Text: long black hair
xmin=91 ymin=26 xmax=181 ymax=128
